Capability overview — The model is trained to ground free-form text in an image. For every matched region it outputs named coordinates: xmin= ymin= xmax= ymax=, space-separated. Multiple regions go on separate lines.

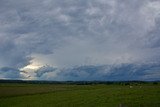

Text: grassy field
xmin=0 ymin=83 xmax=160 ymax=107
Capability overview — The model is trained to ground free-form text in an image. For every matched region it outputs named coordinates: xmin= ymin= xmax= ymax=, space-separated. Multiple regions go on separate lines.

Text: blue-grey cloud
xmin=0 ymin=0 xmax=160 ymax=80
xmin=34 ymin=63 xmax=160 ymax=81
xmin=0 ymin=67 xmax=21 ymax=79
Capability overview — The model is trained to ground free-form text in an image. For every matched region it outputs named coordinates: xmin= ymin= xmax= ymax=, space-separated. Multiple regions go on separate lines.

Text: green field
xmin=0 ymin=83 xmax=160 ymax=107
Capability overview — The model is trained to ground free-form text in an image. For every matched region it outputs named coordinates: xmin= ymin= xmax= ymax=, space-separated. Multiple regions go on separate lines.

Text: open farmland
xmin=0 ymin=83 xmax=160 ymax=107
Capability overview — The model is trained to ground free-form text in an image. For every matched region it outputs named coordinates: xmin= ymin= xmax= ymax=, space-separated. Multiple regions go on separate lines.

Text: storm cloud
xmin=0 ymin=0 xmax=160 ymax=80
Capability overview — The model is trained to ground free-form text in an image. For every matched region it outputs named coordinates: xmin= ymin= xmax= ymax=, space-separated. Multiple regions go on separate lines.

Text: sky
xmin=0 ymin=0 xmax=160 ymax=81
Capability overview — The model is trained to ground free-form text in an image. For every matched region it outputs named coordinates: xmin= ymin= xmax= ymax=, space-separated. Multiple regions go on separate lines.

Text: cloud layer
xmin=31 ymin=63 xmax=160 ymax=81
xmin=0 ymin=0 xmax=160 ymax=80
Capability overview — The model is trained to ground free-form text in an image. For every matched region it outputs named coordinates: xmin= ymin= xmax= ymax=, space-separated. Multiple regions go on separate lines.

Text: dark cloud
xmin=0 ymin=0 xmax=160 ymax=80
xmin=35 ymin=66 xmax=57 ymax=77
xmin=34 ymin=64 xmax=160 ymax=81
xmin=0 ymin=67 xmax=21 ymax=79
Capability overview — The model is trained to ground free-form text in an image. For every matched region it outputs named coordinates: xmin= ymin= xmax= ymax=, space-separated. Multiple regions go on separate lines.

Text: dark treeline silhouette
xmin=0 ymin=79 xmax=159 ymax=85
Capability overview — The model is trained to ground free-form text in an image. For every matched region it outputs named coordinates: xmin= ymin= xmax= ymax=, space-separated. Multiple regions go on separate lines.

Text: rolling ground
xmin=0 ymin=83 xmax=160 ymax=107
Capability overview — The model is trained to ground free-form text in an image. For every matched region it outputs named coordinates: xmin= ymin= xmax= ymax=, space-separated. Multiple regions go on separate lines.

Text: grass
xmin=0 ymin=83 xmax=160 ymax=107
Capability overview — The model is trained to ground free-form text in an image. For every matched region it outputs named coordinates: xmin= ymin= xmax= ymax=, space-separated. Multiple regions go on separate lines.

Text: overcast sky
xmin=0 ymin=0 xmax=160 ymax=80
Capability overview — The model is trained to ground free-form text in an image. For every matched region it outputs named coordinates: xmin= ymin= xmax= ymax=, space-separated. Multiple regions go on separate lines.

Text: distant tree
xmin=153 ymin=82 xmax=158 ymax=85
